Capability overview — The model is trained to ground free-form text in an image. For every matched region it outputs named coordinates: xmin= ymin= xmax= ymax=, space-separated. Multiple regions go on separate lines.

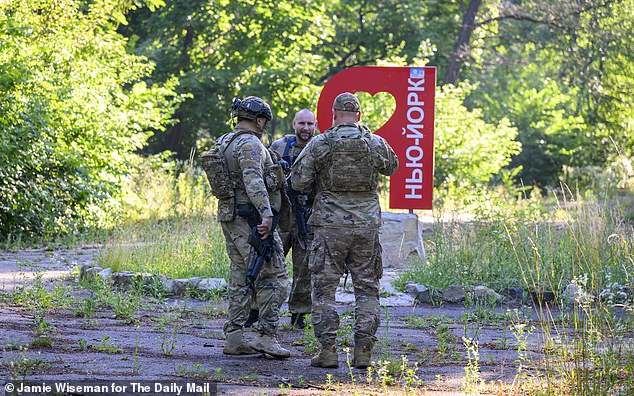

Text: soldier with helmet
xmin=291 ymin=92 xmax=398 ymax=368
xmin=211 ymin=96 xmax=291 ymax=359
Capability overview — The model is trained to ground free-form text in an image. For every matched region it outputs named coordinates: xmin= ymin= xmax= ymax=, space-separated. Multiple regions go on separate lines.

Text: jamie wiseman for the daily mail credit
xmin=2 ymin=380 xmax=219 ymax=396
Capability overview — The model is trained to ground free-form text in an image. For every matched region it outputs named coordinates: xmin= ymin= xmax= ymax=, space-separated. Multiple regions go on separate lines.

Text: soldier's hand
xmin=279 ymin=159 xmax=290 ymax=172
xmin=257 ymin=216 xmax=273 ymax=239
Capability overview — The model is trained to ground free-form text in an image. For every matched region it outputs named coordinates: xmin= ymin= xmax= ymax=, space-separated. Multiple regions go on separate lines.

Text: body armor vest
xmin=323 ymin=125 xmax=377 ymax=192
xmin=222 ymin=132 xmax=284 ymax=195
xmin=201 ymin=132 xmax=248 ymax=199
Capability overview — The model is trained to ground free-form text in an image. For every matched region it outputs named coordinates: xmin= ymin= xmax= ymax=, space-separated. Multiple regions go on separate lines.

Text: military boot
xmin=223 ymin=330 xmax=257 ymax=355
xmin=310 ymin=344 xmax=338 ymax=368
xmin=250 ymin=334 xmax=291 ymax=359
xmin=352 ymin=338 xmax=373 ymax=368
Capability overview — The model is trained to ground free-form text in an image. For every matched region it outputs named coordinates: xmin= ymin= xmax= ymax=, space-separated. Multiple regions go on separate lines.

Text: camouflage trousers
xmin=279 ymin=229 xmax=311 ymax=315
xmin=221 ymin=215 xmax=288 ymax=336
xmin=308 ymin=226 xmax=383 ymax=347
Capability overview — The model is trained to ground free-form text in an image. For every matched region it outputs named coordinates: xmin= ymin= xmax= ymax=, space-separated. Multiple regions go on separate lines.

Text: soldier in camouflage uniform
xmin=217 ymin=96 xmax=291 ymax=359
xmin=291 ymin=92 xmax=398 ymax=368
xmin=268 ymin=109 xmax=317 ymax=328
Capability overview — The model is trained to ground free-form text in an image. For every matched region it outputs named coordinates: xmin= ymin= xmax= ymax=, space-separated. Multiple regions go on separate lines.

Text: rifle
xmin=279 ymin=138 xmax=311 ymax=248
xmin=237 ymin=204 xmax=279 ymax=295
xmin=286 ymin=186 xmax=309 ymax=248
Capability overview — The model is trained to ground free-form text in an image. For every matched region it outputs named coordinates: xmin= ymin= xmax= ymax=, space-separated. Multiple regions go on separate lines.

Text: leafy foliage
xmin=463 ymin=0 xmax=634 ymax=189
xmin=124 ymin=0 xmax=433 ymax=155
xmin=0 ymin=0 xmax=180 ymax=239
xmin=1 ymin=0 xmax=632 ymax=240
xmin=434 ymin=84 xmax=521 ymax=188
xmin=123 ymin=0 xmax=331 ymax=154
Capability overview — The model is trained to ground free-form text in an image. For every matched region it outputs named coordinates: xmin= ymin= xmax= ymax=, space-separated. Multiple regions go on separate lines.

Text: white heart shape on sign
xmin=355 ymin=91 xmax=396 ymax=132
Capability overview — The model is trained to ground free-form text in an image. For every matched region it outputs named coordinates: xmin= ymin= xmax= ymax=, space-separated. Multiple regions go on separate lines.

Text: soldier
xmin=268 ymin=108 xmax=317 ymax=328
xmin=291 ymin=92 xmax=398 ymax=369
xmin=214 ymin=96 xmax=291 ymax=359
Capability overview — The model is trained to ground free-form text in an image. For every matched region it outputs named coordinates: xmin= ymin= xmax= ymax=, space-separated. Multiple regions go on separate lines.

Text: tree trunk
xmin=443 ymin=0 xmax=482 ymax=86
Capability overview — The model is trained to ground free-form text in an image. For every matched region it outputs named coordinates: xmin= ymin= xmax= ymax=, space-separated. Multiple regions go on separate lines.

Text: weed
xmin=153 ymin=311 xmax=181 ymax=328
xmin=301 ymin=316 xmax=319 ymax=354
xmin=462 ymin=293 xmax=510 ymax=327
xmin=325 ymin=373 xmax=335 ymax=391
xmin=175 ymin=363 xmax=210 ymax=379
xmin=1 ymin=346 xmax=49 ymax=380
xmin=344 ymin=347 xmax=357 ymax=385
xmin=398 ymin=356 xmax=423 ymax=390
xmin=374 ymin=305 xmax=393 ymax=363
xmin=490 ymin=309 xmax=523 ymax=350
xmin=91 ymin=335 xmax=122 ymax=354
xmin=11 ymin=272 xmax=72 ymax=328
xmin=201 ymin=303 xmax=227 ymax=319
xmin=132 ymin=339 xmax=142 ymax=375
xmin=30 ymin=336 xmax=53 ymax=348
xmin=109 ymin=291 xmax=140 ymax=322
xmin=80 ymin=319 xmax=99 ymax=330
xmin=401 ymin=342 xmax=419 ymax=353
xmin=374 ymin=359 xmax=395 ymax=389
xmin=336 ymin=309 xmax=354 ymax=346
xmin=435 ymin=323 xmax=458 ymax=359
xmin=402 ymin=314 xmax=451 ymax=329
xmin=212 ymin=367 xmax=224 ymax=381
xmin=75 ymin=296 xmax=97 ymax=317
xmin=33 ymin=320 xmax=56 ymax=337
xmin=160 ymin=329 xmax=179 ymax=357
xmin=463 ymin=337 xmax=483 ymax=394
xmin=511 ymin=316 xmax=533 ymax=384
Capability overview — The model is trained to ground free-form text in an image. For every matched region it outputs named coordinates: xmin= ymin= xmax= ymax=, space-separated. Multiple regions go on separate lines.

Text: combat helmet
xmin=231 ymin=96 xmax=272 ymax=121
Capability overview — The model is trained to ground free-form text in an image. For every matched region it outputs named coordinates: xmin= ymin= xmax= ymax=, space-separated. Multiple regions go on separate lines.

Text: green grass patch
xmin=97 ymin=215 xmax=229 ymax=280
xmin=397 ymin=198 xmax=634 ymax=299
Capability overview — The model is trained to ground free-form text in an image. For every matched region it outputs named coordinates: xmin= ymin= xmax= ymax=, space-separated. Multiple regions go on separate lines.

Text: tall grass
xmin=399 ymin=186 xmax=634 ymax=394
xmin=97 ymin=215 xmax=229 ymax=279
xmin=397 ymin=191 xmax=634 ymax=297
xmin=97 ymin=156 xmax=230 ymax=279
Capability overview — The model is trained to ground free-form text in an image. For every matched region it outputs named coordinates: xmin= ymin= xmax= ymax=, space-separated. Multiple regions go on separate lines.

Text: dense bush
xmin=0 ymin=0 xmax=180 ymax=239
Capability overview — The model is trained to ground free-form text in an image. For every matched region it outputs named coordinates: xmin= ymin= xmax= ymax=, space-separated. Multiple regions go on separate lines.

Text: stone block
xmin=380 ymin=212 xmax=425 ymax=269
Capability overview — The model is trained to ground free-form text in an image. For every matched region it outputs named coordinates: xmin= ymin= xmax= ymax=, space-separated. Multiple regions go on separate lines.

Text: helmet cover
xmin=231 ymin=96 xmax=272 ymax=121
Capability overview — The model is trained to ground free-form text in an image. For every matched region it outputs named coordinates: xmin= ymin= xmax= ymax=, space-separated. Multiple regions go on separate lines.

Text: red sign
xmin=317 ymin=66 xmax=436 ymax=210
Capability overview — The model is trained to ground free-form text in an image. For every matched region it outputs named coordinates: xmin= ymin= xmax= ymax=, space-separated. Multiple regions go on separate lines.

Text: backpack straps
xmin=281 ymin=135 xmax=297 ymax=164
xmin=220 ymin=130 xmax=252 ymax=155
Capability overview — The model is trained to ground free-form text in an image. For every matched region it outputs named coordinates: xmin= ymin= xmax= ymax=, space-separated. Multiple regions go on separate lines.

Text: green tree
xmin=122 ymin=0 xmax=633 ymax=194
xmin=477 ymin=60 xmax=587 ymax=187
xmin=434 ymin=84 xmax=521 ymax=188
xmin=0 ymin=0 xmax=179 ymax=239
xmin=124 ymin=0 xmax=330 ymax=155
xmin=461 ymin=0 xmax=633 ymax=188
xmin=124 ymin=0 xmax=433 ymax=157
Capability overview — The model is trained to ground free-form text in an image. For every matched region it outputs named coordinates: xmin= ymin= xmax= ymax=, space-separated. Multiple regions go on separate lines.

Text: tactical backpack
xmin=323 ymin=126 xmax=377 ymax=192
xmin=201 ymin=132 xmax=249 ymax=199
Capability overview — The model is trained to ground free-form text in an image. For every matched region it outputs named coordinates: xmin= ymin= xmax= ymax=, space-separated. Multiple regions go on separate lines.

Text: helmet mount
xmin=231 ymin=96 xmax=272 ymax=122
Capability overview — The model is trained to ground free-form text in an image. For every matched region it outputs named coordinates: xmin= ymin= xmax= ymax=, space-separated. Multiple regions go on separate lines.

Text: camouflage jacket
xmin=269 ymin=134 xmax=312 ymax=234
xmin=220 ymin=126 xmax=282 ymax=219
xmin=269 ymin=134 xmax=307 ymax=166
xmin=290 ymin=122 xmax=398 ymax=228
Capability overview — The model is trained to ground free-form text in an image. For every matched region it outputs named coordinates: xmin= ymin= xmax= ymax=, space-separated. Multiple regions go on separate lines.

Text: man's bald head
xmin=293 ymin=108 xmax=317 ymax=144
